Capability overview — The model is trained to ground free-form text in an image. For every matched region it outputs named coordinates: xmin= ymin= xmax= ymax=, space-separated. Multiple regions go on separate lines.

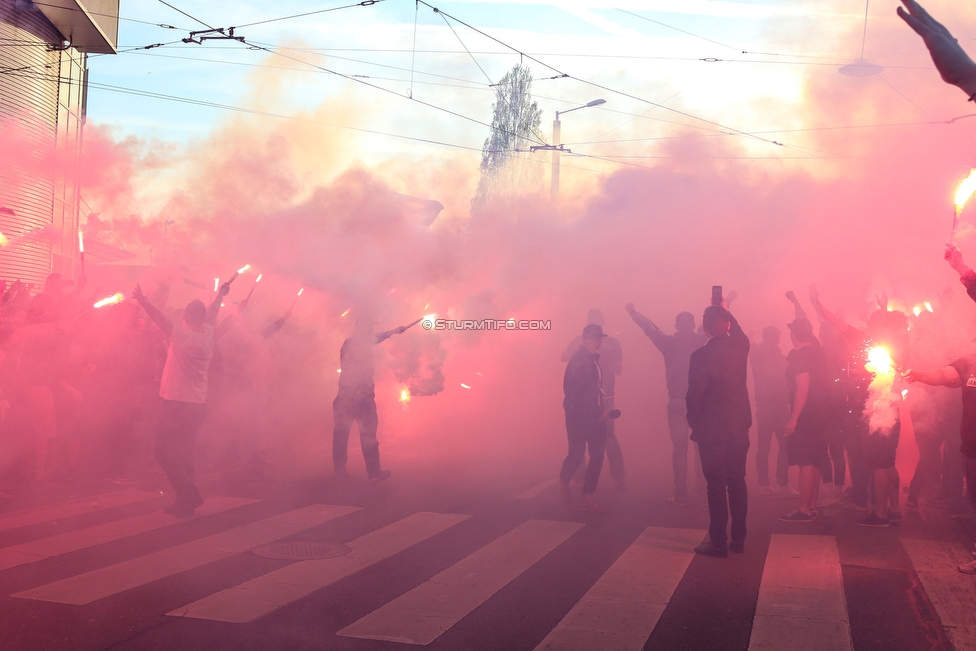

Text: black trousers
xmin=155 ymin=400 xmax=206 ymax=506
xmin=560 ymin=417 xmax=607 ymax=495
xmin=333 ymin=393 xmax=381 ymax=478
xmin=698 ymin=435 xmax=749 ymax=547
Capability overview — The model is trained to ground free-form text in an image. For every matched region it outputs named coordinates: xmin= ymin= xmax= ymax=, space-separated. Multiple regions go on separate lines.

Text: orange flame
xmin=255 ymin=273 xmax=263 ymax=283
xmin=297 ymin=288 xmax=304 ymax=297
xmin=956 ymin=169 xmax=976 ymax=211
xmin=399 ymin=388 xmax=411 ymax=402
xmin=341 ymin=309 xmax=350 ymax=317
xmin=78 ymin=229 xmax=84 ymax=253
xmin=214 ymin=277 xmax=219 ymax=292
xmin=0 ymin=232 xmax=8 ymax=247
xmin=865 ymin=346 xmax=893 ymax=375
xmin=237 ymin=264 xmax=251 ymax=275
xmin=93 ymin=292 xmax=124 ymax=308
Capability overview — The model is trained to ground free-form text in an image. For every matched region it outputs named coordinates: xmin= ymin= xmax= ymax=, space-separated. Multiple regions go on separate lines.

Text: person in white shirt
xmin=133 ymin=281 xmax=229 ymax=517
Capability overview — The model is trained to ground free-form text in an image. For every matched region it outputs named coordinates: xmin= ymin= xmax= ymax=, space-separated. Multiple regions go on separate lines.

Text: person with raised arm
xmin=686 ymin=291 xmax=751 ymax=557
xmin=132 ymin=281 xmax=229 ymax=517
xmin=898 ymin=0 xmax=976 ymax=101
xmin=332 ymin=314 xmax=406 ymax=483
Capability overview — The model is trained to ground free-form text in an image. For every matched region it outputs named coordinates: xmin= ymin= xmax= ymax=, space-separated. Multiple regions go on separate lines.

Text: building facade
xmin=0 ymin=0 xmax=118 ymax=288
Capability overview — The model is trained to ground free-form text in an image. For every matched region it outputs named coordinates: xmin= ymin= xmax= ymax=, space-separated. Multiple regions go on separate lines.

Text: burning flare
xmin=214 ymin=277 xmax=219 ymax=292
xmin=93 ymin=292 xmax=125 ymax=308
xmin=0 ymin=232 xmax=8 ymax=247
xmin=864 ymin=345 xmax=898 ymax=435
xmin=399 ymin=387 xmax=411 ymax=402
xmin=237 ymin=264 xmax=251 ymax=275
xmin=956 ymin=169 xmax=976 ymax=211
xmin=77 ymin=229 xmax=84 ymax=253
xmin=255 ymin=273 xmax=263 ymax=283
xmin=422 ymin=313 xmax=438 ymax=328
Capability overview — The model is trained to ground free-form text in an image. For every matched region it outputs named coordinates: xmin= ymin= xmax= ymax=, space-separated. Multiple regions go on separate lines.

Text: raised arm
xmin=625 ymin=303 xmax=669 ymax=351
xmin=206 ymin=282 xmax=230 ymax=325
xmin=132 ymin=284 xmax=173 ymax=336
xmin=945 ymin=244 xmax=976 ymax=304
xmin=786 ymin=291 xmax=809 ymax=321
xmin=898 ymin=0 xmax=976 ymax=100
xmin=811 ymin=295 xmax=848 ymax=335
xmin=375 ymin=325 xmax=407 ymax=344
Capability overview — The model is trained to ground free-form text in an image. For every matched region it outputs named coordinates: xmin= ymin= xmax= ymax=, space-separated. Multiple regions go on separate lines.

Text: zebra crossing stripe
xmin=0 ymin=497 xmax=259 ymax=573
xmin=748 ymin=534 xmax=851 ymax=651
xmin=516 ymin=479 xmax=557 ymax=500
xmin=0 ymin=490 xmax=161 ymax=533
xmin=167 ymin=511 xmax=470 ymax=623
xmin=533 ymin=526 xmax=705 ymax=651
xmin=903 ymin=538 xmax=976 ymax=651
xmin=337 ymin=519 xmax=584 ymax=645
xmin=12 ymin=504 xmax=360 ymax=605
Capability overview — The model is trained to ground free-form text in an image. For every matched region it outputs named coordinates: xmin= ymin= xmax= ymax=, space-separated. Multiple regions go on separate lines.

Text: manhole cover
xmin=252 ymin=541 xmax=351 ymax=560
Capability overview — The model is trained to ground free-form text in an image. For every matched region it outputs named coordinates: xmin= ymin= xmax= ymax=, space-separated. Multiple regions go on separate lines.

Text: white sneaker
xmin=775 ymin=484 xmax=800 ymax=498
xmin=959 ymin=559 xmax=976 ymax=574
xmin=817 ymin=485 xmax=842 ymax=507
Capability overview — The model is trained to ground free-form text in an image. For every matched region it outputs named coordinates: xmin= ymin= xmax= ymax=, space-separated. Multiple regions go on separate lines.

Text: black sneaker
xmin=856 ymin=514 xmax=890 ymax=528
xmin=729 ymin=540 xmax=744 ymax=553
xmin=904 ymin=497 xmax=919 ymax=510
xmin=887 ymin=511 xmax=903 ymax=524
xmin=778 ymin=509 xmax=814 ymax=523
xmin=694 ymin=541 xmax=728 ymax=558
xmin=335 ymin=467 xmax=351 ymax=479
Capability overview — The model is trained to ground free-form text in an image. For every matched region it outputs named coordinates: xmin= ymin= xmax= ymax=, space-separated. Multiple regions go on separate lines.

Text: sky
xmin=86 ymin=0 xmax=961 ymax=170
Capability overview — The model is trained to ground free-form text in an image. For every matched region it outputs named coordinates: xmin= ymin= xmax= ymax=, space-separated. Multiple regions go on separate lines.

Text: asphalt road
xmin=0 ymin=433 xmax=973 ymax=651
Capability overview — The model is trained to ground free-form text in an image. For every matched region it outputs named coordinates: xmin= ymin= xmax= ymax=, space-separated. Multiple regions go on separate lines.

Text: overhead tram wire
xmin=157 ymin=0 xmax=214 ymax=30
xmin=224 ymin=38 xmax=549 ymax=147
xmin=410 ymin=1 xmax=885 ymax=166
xmin=230 ymin=1 xmax=386 ymax=30
xmin=28 ymin=0 xmax=191 ymax=31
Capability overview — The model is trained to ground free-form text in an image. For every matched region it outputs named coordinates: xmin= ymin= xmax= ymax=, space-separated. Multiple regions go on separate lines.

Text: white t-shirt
xmin=159 ymin=323 xmax=214 ymax=403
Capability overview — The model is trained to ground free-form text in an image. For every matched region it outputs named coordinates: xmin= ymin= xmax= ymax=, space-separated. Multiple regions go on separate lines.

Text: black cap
xmin=787 ymin=317 xmax=814 ymax=340
xmin=582 ymin=323 xmax=608 ymax=339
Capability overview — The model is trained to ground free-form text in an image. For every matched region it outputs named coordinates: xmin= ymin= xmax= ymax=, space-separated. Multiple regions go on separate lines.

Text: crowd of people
xmin=557 ymin=244 xmax=976 ymax=569
xmin=0 ymin=271 xmax=334 ymax=509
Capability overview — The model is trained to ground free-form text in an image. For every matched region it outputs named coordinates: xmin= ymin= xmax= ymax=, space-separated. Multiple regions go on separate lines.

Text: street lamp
xmin=550 ymin=99 xmax=605 ymax=207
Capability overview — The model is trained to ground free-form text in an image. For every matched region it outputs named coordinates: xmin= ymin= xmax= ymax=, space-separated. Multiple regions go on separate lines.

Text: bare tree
xmin=472 ymin=65 xmax=544 ymax=214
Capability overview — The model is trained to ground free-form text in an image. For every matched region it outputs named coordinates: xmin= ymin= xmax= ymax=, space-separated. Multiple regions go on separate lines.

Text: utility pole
xmin=537 ymin=99 xmax=606 ymax=209
xmin=551 ymin=116 xmax=561 ymax=206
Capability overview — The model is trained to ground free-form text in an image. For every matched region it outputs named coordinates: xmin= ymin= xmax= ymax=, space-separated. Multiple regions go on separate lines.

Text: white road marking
xmin=12 ymin=504 xmax=360 ymax=604
xmin=903 ymin=538 xmax=976 ymax=651
xmin=534 ymin=526 xmax=705 ymax=651
xmin=0 ymin=491 xmax=161 ymax=532
xmin=168 ymin=511 xmax=470 ymax=623
xmin=516 ymin=479 xmax=558 ymax=500
xmin=748 ymin=534 xmax=852 ymax=651
xmin=337 ymin=519 xmax=584 ymax=645
xmin=0 ymin=497 xmax=258 ymax=572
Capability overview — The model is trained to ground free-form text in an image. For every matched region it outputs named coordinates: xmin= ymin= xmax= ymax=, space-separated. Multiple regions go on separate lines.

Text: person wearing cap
xmin=133 ymin=281 xmax=229 ymax=518
xmin=562 ymin=309 xmax=625 ymax=489
xmin=332 ymin=314 xmax=406 ymax=483
xmin=686 ymin=294 xmax=751 ymax=557
xmin=778 ymin=306 xmax=830 ymax=523
xmin=560 ymin=323 xmax=611 ymax=512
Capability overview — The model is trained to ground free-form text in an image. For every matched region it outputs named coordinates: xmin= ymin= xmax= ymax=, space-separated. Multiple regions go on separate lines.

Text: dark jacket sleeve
xmin=686 ymin=349 xmax=706 ymax=431
xmin=962 ymin=270 xmax=976 ymax=304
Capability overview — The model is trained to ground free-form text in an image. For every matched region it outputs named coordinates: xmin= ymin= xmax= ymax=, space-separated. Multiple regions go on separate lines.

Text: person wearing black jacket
xmin=687 ymin=302 xmax=751 ymax=557
xmin=560 ymin=323 xmax=611 ymax=512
